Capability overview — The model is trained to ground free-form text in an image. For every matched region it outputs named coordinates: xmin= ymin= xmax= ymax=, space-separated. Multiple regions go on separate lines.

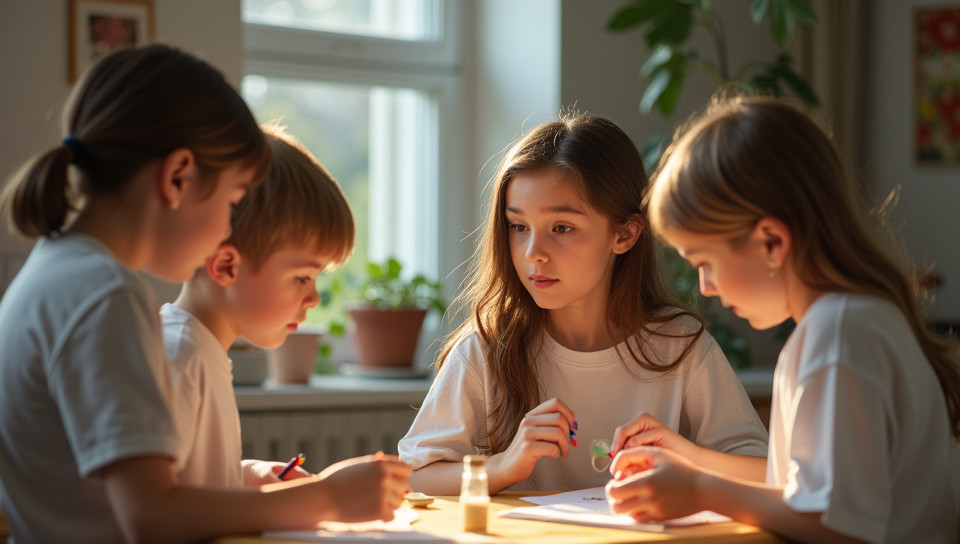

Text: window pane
xmin=243 ymin=75 xmax=371 ymax=273
xmin=242 ymin=0 xmax=438 ymax=41
xmin=241 ymin=74 xmax=437 ymax=278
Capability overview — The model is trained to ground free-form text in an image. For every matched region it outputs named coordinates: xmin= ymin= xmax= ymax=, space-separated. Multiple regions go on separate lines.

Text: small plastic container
xmin=460 ymin=455 xmax=489 ymax=532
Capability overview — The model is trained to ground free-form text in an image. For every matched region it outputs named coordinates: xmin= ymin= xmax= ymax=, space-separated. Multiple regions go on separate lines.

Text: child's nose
xmin=525 ymin=232 xmax=548 ymax=263
xmin=303 ymin=289 xmax=320 ymax=308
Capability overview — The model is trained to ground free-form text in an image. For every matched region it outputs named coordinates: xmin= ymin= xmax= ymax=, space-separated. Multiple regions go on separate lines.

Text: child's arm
xmin=611 ymin=412 xmax=766 ymax=482
xmin=101 ymin=452 xmax=410 ymax=544
xmin=606 ymin=447 xmax=865 ymax=543
xmin=407 ymin=460 xmax=464 ymax=495
xmin=241 ymin=459 xmax=311 ymax=486
xmin=408 ymin=397 xmax=577 ymax=495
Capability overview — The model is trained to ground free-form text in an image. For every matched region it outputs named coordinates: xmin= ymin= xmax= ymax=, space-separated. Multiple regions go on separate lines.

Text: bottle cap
xmin=463 ymin=455 xmax=486 ymax=467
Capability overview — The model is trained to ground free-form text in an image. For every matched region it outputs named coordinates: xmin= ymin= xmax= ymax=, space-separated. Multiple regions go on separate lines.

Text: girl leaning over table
xmin=607 ymin=96 xmax=960 ymax=543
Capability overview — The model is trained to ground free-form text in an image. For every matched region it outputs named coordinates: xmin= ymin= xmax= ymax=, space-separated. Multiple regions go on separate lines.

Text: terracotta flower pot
xmin=348 ymin=307 xmax=427 ymax=367
xmin=267 ymin=330 xmax=322 ymax=384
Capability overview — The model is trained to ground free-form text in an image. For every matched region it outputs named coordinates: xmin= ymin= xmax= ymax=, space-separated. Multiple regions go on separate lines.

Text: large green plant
xmin=609 ymin=0 xmax=815 ymax=366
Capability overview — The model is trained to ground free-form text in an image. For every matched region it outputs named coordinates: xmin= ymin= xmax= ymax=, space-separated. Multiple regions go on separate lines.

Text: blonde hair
xmin=2 ymin=44 xmax=271 ymax=238
xmin=226 ymin=124 xmax=354 ymax=270
xmin=441 ymin=112 xmax=704 ymax=454
xmin=648 ymin=96 xmax=960 ymax=436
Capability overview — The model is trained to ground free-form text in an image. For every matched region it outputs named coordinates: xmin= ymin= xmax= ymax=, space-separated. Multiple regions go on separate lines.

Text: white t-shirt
xmin=161 ymin=304 xmax=244 ymax=489
xmin=0 ymin=234 xmax=178 ymax=544
xmin=768 ymin=292 xmax=960 ymax=543
xmin=399 ymin=315 xmax=768 ymax=491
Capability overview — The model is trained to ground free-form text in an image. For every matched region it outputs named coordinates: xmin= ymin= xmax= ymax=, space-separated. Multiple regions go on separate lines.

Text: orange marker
xmin=278 ymin=453 xmax=305 ymax=480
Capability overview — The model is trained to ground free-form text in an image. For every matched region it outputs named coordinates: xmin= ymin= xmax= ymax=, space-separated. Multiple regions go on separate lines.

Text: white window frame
xmin=242 ymin=0 xmax=470 ymax=288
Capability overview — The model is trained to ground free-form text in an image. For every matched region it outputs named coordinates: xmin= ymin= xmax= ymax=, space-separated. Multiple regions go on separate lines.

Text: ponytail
xmin=2 ymin=143 xmax=75 ymax=237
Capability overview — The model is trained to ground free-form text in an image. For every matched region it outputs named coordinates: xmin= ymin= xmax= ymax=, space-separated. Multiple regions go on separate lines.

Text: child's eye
xmin=509 ymin=223 xmax=527 ymax=233
xmin=296 ymin=277 xmax=312 ymax=286
xmin=554 ymin=225 xmax=573 ymax=234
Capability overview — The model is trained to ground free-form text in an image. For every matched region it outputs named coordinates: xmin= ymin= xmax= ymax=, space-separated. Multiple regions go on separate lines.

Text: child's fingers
xmin=381 ymin=459 xmax=413 ymax=479
xmin=610 ymin=412 xmax=662 ymax=454
xmin=622 ymin=429 xmax=667 ymax=450
xmin=532 ymin=397 xmax=577 ymax=431
xmin=520 ymin=410 xmax=578 ymax=450
xmin=609 ymin=445 xmax=658 ymax=475
xmin=287 ymin=466 xmax=312 ymax=479
xmin=517 ymin=422 xmax=574 ymax=457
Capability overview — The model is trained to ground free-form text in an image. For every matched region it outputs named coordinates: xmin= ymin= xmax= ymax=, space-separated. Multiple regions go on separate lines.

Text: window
xmin=243 ymin=0 xmax=440 ymax=41
xmin=241 ymin=0 xmax=466 ymax=286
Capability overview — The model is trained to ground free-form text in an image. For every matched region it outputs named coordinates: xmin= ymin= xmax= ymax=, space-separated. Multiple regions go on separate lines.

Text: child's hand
xmin=488 ymin=397 xmax=576 ymax=490
xmin=605 ymin=446 xmax=702 ymax=522
xmin=610 ymin=412 xmax=698 ymax=461
xmin=241 ymin=459 xmax=311 ymax=486
xmin=315 ymin=452 xmax=412 ymax=523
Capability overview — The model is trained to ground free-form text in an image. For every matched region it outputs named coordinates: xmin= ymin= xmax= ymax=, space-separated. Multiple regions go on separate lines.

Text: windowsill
xmin=234 ymin=368 xmax=774 ymax=411
xmin=234 ymin=374 xmax=433 ymax=411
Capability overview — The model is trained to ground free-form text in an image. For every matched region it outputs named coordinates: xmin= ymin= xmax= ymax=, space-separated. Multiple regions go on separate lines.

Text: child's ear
xmin=753 ymin=217 xmax=792 ymax=268
xmin=206 ymin=244 xmax=241 ymax=287
xmin=612 ymin=220 xmax=642 ymax=255
xmin=159 ymin=148 xmax=197 ymax=211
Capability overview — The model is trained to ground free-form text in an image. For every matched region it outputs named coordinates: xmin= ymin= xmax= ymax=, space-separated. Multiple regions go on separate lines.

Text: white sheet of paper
xmin=262 ymin=509 xmax=450 ymax=542
xmin=503 ymin=487 xmax=730 ymax=530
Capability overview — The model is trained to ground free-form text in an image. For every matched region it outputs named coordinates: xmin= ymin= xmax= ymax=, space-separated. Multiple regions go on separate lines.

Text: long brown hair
xmin=2 ymin=43 xmax=272 ymax=238
xmin=441 ymin=112 xmax=704 ymax=454
xmin=648 ymin=96 xmax=960 ymax=436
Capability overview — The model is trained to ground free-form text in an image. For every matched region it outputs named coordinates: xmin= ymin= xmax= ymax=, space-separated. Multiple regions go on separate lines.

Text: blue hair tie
xmin=63 ymin=136 xmax=86 ymax=167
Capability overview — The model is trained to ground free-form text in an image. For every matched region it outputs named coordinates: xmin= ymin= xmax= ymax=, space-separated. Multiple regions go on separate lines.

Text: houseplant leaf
xmin=644 ymin=2 xmax=694 ymax=47
xmin=607 ymin=0 xmax=673 ymax=31
xmin=750 ymin=0 xmax=771 ymax=24
xmin=779 ymin=0 xmax=817 ymax=28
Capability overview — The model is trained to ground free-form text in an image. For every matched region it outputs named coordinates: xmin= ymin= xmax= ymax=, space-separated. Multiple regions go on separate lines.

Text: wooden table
xmin=213 ymin=492 xmax=782 ymax=543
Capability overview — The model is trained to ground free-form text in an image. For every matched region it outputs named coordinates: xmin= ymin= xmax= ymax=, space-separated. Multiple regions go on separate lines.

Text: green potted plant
xmin=315 ymin=257 xmax=446 ymax=370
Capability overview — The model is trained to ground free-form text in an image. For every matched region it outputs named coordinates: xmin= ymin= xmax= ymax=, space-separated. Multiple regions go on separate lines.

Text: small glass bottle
xmin=460 ymin=455 xmax=489 ymax=532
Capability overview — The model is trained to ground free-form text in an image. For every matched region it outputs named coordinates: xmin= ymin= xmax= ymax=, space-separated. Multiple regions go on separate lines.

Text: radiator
xmin=239 ymin=406 xmax=418 ymax=473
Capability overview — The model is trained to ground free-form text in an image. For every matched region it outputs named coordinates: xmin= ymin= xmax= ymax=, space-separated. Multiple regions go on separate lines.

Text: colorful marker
xmin=278 ymin=453 xmax=305 ymax=480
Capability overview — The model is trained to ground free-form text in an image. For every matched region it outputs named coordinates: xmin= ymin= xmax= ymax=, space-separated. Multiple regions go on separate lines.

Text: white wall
xmin=559 ymin=0 xmax=780 ymax=151
xmin=867 ymin=0 xmax=960 ymax=323
xmin=470 ymin=0 xmax=561 ymax=202
xmin=0 ymin=0 xmax=241 ymax=299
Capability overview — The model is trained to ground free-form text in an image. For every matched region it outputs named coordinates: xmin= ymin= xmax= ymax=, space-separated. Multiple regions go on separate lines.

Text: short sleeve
xmin=165 ymin=351 xmax=202 ymax=473
xmin=784 ymin=364 xmax=889 ymax=542
xmin=398 ymin=335 xmax=488 ymax=469
xmin=50 ymin=285 xmax=178 ymax=477
xmin=681 ymin=336 xmax=768 ymax=457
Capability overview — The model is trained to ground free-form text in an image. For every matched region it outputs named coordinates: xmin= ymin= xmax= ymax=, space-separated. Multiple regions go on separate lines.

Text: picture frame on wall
xmin=913 ymin=6 xmax=960 ymax=167
xmin=69 ymin=0 xmax=154 ymax=82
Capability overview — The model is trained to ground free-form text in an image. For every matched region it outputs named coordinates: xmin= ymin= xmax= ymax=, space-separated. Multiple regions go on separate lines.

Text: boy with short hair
xmin=161 ymin=124 xmax=387 ymax=487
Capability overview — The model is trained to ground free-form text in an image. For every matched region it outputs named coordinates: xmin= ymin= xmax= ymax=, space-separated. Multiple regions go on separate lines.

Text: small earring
xmin=767 ymin=257 xmax=778 ymax=278
xmin=170 ymin=200 xmax=180 ymax=211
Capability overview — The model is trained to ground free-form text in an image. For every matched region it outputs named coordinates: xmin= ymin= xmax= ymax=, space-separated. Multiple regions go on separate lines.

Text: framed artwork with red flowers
xmin=914 ymin=6 xmax=960 ymax=166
